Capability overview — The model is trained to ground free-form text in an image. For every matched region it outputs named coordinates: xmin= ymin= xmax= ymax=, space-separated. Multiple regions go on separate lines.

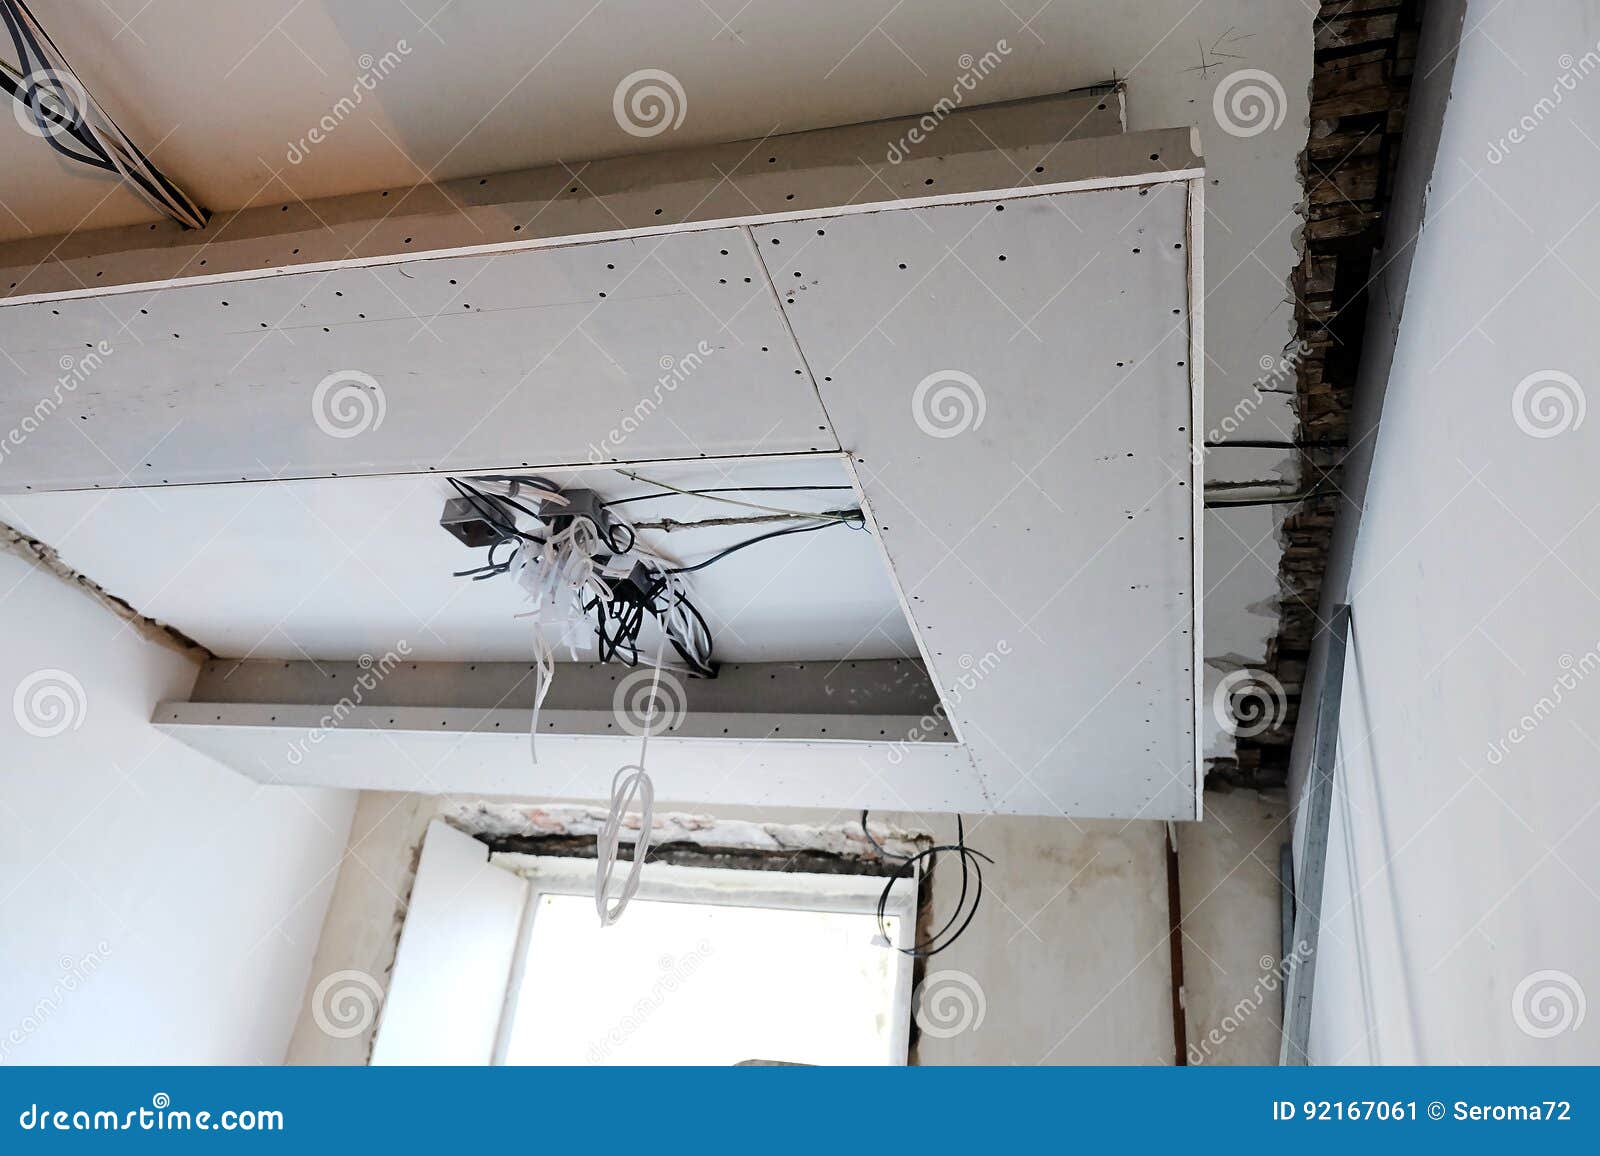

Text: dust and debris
xmin=444 ymin=800 xmax=928 ymax=862
xmin=2 ymin=520 xmax=211 ymax=657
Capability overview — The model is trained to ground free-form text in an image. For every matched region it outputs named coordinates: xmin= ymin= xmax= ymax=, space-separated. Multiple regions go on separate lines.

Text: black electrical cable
xmin=0 ymin=3 xmax=108 ymax=171
xmin=654 ymin=582 xmax=717 ymax=676
xmin=1204 ymin=479 xmax=1337 ymax=508
xmin=446 ymin=478 xmax=543 ymax=543
xmin=863 ymin=811 xmax=992 ymax=958
xmin=601 ymin=485 xmax=855 ymax=509
xmin=665 ymin=517 xmax=856 ymax=576
xmin=604 ymin=518 xmax=636 ymax=555
xmin=449 ymin=476 xmax=825 ymax=679
xmin=1 ymin=0 xmax=207 ymax=227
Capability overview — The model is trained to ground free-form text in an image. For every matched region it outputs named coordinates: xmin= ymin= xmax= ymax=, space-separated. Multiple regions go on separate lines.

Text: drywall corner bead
xmin=0 ymin=521 xmax=211 ymax=658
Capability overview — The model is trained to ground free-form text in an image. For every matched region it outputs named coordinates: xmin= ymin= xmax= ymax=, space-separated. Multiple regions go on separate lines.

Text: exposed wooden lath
xmin=1214 ymin=0 xmax=1422 ymax=789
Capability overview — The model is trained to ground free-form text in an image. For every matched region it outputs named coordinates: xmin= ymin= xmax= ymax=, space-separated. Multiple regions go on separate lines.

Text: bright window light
xmin=502 ymin=892 xmax=902 ymax=1066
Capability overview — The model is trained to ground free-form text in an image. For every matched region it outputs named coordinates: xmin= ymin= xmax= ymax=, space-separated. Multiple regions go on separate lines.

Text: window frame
xmin=487 ymin=853 xmax=919 ymax=1065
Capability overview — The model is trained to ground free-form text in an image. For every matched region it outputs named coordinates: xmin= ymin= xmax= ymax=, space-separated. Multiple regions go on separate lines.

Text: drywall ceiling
xmin=0 ymin=0 xmax=1314 ymax=780
xmin=0 ymin=140 xmax=1205 ymax=819
xmin=0 ymin=230 xmax=838 ymax=486
xmin=0 ymin=455 xmax=915 ymax=663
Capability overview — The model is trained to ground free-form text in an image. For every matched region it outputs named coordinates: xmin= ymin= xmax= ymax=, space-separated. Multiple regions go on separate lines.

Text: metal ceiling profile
xmin=0 ymin=93 xmax=1205 ymax=821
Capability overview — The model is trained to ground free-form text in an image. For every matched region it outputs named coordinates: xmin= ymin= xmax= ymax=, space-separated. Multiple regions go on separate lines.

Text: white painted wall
xmin=1306 ymin=0 xmax=1600 ymax=1063
xmin=0 ymin=549 xmax=356 ymax=1064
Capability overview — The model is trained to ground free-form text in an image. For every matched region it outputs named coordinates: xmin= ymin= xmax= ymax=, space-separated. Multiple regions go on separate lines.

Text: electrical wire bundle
xmin=447 ymin=472 xmax=862 ymax=677
xmin=445 ymin=474 xmax=716 ymax=678
xmin=0 ymin=0 xmax=207 ymax=229
xmin=444 ymin=471 xmax=863 ymax=757
xmin=445 ymin=471 xmax=864 ymax=927
xmin=862 ymin=810 xmax=992 ymax=956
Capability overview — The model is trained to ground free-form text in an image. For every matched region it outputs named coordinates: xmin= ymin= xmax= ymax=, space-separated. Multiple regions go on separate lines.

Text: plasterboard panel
xmin=153 ymin=716 xmax=988 ymax=816
xmin=0 ymin=454 xmax=915 ymax=663
xmin=757 ymin=182 xmax=1201 ymax=820
xmin=0 ymin=229 xmax=836 ymax=490
xmin=0 ymin=93 xmax=1151 ymax=298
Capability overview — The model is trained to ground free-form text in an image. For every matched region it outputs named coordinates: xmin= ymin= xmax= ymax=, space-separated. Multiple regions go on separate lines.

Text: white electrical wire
xmin=512 ymin=514 xmax=613 ymax=760
xmin=616 ymin=469 xmax=858 ymax=522
xmin=451 ymin=473 xmax=716 ymax=754
xmin=594 ymin=638 xmax=666 ymax=926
